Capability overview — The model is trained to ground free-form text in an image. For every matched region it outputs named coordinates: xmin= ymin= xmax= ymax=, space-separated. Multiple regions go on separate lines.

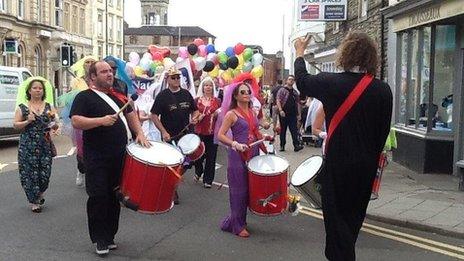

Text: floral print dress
xmin=18 ymin=103 xmax=53 ymax=204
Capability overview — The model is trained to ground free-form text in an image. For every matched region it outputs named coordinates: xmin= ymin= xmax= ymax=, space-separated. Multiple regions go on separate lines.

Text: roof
xmin=124 ymin=26 xmax=215 ymax=38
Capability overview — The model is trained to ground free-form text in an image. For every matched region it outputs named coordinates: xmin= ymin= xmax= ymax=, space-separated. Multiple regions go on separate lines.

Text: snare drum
xmin=118 ymin=141 xmax=184 ymax=214
xmin=177 ymin=133 xmax=205 ymax=162
xmin=247 ymin=155 xmax=289 ymax=216
xmin=291 ymin=155 xmax=323 ymax=209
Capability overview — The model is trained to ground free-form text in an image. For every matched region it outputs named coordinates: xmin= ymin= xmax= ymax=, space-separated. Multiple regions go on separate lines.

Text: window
xmin=333 ymin=22 xmax=339 ymax=34
xmin=398 ymin=32 xmax=409 ymax=124
xmin=359 ymin=0 xmax=368 ymax=20
xmin=17 ymin=0 xmax=24 ymax=18
xmin=108 ymin=0 xmax=113 ymax=7
xmin=108 ymin=44 xmax=113 ymax=56
xmin=117 ymin=0 xmax=121 ymax=10
xmin=34 ymin=46 xmax=43 ymax=76
xmin=98 ymin=42 xmax=103 ymax=58
xmin=37 ymin=0 xmax=42 ymax=22
xmin=55 ymin=0 xmax=63 ymax=27
xmin=129 ymin=35 xmax=137 ymax=44
xmin=109 ymin=14 xmax=114 ymax=41
xmin=432 ymin=25 xmax=455 ymax=131
xmin=97 ymin=10 xmax=103 ymax=38
xmin=17 ymin=45 xmax=24 ymax=67
xmin=72 ymin=6 xmax=78 ymax=33
xmin=0 ymin=0 xmax=5 ymax=12
xmin=152 ymin=35 xmax=160 ymax=44
xmin=63 ymin=3 xmax=70 ymax=30
xmin=115 ymin=45 xmax=121 ymax=58
xmin=116 ymin=17 xmax=122 ymax=42
xmin=79 ymin=8 xmax=85 ymax=35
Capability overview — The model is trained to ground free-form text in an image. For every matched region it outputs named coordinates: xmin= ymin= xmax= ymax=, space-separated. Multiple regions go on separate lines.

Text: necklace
xmin=29 ymin=102 xmax=44 ymax=114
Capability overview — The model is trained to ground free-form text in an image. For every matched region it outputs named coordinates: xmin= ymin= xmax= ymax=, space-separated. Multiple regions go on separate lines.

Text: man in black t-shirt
xmin=70 ymin=61 xmax=149 ymax=256
xmin=276 ymin=75 xmax=303 ymax=152
xmin=151 ymin=67 xmax=199 ymax=204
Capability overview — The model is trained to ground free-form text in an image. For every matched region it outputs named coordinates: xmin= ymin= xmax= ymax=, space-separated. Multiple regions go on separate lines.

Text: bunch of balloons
xmin=126 ymin=45 xmax=175 ymax=78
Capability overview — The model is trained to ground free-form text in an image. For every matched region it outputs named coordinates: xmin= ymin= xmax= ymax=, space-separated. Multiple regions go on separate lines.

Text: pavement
xmin=276 ymin=138 xmax=464 ymax=239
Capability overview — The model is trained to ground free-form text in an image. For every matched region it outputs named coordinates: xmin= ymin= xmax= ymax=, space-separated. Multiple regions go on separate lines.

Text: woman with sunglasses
xmin=193 ymin=77 xmax=221 ymax=188
xmin=217 ymin=82 xmax=271 ymax=238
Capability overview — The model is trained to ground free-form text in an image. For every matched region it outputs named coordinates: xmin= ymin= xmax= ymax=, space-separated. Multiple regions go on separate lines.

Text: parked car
xmin=0 ymin=66 xmax=33 ymax=139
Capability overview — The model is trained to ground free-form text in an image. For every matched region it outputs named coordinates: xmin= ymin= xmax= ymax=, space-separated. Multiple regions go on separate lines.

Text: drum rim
xmin=290 ymin=155 xmax=323 ymax=187
xmin=126 ymin=141 xmax=184 ymax=167
xmin=177 ymin=134 xmax=201 ymax=154
xmin=247 ymin=154 xmax=290 ymax=176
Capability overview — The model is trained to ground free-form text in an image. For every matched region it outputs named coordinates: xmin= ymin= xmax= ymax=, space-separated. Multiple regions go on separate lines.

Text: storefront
xmin=383 ymin=0 xmax=464 ymax=188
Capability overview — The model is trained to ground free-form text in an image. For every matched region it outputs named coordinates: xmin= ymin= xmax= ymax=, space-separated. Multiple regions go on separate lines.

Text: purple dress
xmin=220 ymin=115 xmax=259 ymax=235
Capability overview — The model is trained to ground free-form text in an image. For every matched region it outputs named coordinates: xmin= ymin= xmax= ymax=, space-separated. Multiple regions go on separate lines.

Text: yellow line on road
xmin=299 ymin=207 xmax=464 ymax=260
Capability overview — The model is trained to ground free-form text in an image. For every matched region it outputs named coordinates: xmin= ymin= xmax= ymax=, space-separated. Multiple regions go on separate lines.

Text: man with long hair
xmin=294 ymin=31 xmax=392 ymax=260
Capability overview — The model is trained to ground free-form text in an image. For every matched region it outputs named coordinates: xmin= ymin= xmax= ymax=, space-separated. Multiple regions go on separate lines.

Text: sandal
xmin=238 ymin=229 xmax=250 ymax=238
xmin=31 ymin=204 xmax=42 ymax=213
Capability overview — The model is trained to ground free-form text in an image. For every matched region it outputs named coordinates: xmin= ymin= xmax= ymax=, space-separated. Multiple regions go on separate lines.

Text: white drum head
xmin=247 ymin=155 xmax=289 ymax=175
xmin=127 ymin=141 xmax=184 ymax=166
xmin=291 ymin=156 xmax=323 ymax=186
xmin=177 ymin=134 xmax=201 ymax=154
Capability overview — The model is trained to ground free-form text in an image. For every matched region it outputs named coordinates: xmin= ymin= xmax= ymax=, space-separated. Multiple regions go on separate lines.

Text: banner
xmin=132 ymin=77 xmax=154 ymax=95
xmin=175 ymin=59 xmax=197 ymax=98
xmin=298 ymin=0 xmax=347 ymax=21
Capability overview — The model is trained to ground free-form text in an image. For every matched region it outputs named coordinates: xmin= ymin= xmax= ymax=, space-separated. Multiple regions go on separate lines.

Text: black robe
xmin=294 ymin=57 xmax=393 ymax=261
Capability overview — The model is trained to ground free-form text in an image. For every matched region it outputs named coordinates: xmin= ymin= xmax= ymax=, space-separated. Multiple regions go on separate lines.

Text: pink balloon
xmin=234 ymin=43 xmax=245 ymax=55
xmin=178 ymin=47 xmax=188 ymax=59
xmin=193 ymin=38 xmax=205 ymax=47
xmin=152 ymin=51 xmax=163 ymax=61
xmin=198 ymin=45 xmax=207 ymax=57
xmin=207 ymin=53 xmax=218 ymax=65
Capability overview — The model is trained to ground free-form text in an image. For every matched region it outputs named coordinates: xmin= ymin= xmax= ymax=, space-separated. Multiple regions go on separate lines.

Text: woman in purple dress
xmin=217 ymin=82 xmax=268 ymax=238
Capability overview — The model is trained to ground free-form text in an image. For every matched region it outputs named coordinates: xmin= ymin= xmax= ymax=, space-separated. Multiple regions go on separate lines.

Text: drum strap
xmin=235 ymin=107 xmax=264 ymax=161
xmin=325 ymin=74 xmax=374 ymax=152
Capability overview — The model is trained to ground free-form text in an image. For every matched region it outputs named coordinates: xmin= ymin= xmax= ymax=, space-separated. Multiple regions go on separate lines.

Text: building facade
xmin=91 ymin=0 xmax=124 ymax=59
xmin=382 ymin=0 xmax=464 ymax=189
xmin=141 ymin=0 xmax=168 ymax=26
xmin=0 ymin=0 xmax=93 ymax=94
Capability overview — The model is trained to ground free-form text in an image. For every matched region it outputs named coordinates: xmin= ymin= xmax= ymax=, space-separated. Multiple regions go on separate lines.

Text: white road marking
xmin=0 ymin=163 xmax=9 ymax=171
xmin=67 ymin=146 xmax=76 ymax=156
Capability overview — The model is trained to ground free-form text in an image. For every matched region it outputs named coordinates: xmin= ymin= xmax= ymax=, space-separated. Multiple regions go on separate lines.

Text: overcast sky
xmin=124 ymin=0 xmax=294 ymax=65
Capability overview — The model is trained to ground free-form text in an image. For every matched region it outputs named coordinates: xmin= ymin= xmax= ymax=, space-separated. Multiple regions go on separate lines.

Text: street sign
xmin=3 ymin=39 xmax=18 ymax=54
xmin=297 ymin=0 xmax=348 ymax=21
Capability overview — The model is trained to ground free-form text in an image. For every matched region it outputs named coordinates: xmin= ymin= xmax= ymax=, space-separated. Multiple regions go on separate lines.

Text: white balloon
xmin=139 ymin=57 xmax=152 ymax=71
xmin=163 ymin=57 xmax=175 ymax=69
xmin=176 ymin=57 xmax=185 ymax=63
xmin=194 ymin=57 xmax=206 ymax=71
xmin=128 ymin=52 xmax=140 ymax=65
xmin=251 ymin=53 xmax=263 ymax=66
xmin=142 ymin=52 xmax=152 ymax=60
xmin=243 ymin=61 xmax=253 ymax=72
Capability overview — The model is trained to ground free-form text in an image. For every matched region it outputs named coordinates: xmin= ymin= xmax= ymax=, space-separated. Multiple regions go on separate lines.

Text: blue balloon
xmin=225 ymin=47 xmax=235 ymax=57
xmin=206 ymin=44 xmax=216 ymax=54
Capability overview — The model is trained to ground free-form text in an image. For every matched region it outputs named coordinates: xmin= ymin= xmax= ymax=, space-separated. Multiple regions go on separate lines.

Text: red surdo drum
xmin=177 ymin=133 xmax=205 ymax=162
xmin=119 ymin=141 xmax=184 ymax=214
xmin=247 ymin=155 xmax=290 ymax=216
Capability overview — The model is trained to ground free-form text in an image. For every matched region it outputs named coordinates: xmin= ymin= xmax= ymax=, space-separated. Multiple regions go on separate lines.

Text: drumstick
xmin=248 ymin=139 xmax=265 ymax=148
xmin=116 ymin=94 xmax=139 ymax=116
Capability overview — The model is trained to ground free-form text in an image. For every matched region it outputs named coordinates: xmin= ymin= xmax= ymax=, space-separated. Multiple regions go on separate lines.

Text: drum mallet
xmin=116 ymin=93 xmax=139 ymax=116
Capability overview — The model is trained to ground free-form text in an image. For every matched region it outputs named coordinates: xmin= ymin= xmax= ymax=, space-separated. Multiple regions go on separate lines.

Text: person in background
xmin=106 ymin=59 xmax=128 ymax=97
xmin=294 ymin=31 xmax=392 ymax=260
xmin=14 ymin=78 xmax=58 ymax=213
xmin=193 ymin=77 xmax=221 ymax=188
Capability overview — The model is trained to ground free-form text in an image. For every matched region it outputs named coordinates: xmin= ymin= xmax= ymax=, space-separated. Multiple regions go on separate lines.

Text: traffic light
xmin=60 ymin=45 xmax=74 ymax=67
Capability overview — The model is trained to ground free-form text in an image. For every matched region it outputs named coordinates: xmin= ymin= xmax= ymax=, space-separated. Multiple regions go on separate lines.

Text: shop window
xmin=407 ymin=30 xmax=419 ymax=128
xmin=419 ymin=27 xmax=432 ymax=130
xmin=398 ymin=32 xmax=408 ymax=124
xmin=432 ymin=25 xmax=455 ymax=131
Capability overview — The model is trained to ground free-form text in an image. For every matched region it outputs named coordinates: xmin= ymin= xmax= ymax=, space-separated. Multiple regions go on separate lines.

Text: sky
xmin=124 ymin=0 xmax=294 ymax=67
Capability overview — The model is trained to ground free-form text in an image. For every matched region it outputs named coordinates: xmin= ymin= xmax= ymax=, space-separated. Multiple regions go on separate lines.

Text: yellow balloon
xmin=251 ymin=65 xmax=264 ymax=78
xmin=134 ymin=66 xmax=145 ymax=77
xmin=232 ymin=68 xmax=241 ymax=77
xmin=222 ymin=69 xmax=233 ymax=82
xmin=238 ymin=54 xmax=244 ymax=66
xmin=208 ymin=66 xmax=219 ymax=78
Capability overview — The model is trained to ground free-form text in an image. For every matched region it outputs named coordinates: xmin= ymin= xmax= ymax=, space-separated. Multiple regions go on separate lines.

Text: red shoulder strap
xmin=325 ymin=74 xmax=374 ymax=152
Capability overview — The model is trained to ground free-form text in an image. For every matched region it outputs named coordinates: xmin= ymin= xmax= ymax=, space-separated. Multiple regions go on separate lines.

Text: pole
xmin=105 ymin=0 xmax=108 ymax=57
xmin=281 ymin=13 xmax=285 ymax=80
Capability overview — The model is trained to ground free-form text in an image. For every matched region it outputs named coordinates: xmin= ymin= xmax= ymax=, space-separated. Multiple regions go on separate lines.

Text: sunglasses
xmin=239 ymin=89 xmax=251 ymax=95
xmin=170 ymin=75 xmax=180 ymax=80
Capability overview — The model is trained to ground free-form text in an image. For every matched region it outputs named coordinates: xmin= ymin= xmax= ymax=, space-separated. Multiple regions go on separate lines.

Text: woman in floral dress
xmin=14 ymin=78 xmax=58 ymax=213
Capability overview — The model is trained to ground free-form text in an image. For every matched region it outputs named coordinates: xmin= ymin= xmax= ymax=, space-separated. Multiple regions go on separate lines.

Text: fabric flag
xmin=175 ymin=59 xmax=197 ymax=98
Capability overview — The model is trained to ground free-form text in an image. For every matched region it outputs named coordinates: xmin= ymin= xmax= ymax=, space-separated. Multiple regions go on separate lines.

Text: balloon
xmin=163 ymin=57 xmax=175 ymax=69
xmin=152 ymin=51 xmax=163 ymax=61
xmin=150 ymin=62 xmax=157 ymax=73
xmin=203 ymin=61 xmax=215 ymax=72
xmin=179 ymin=46 xmax=188 ymax=59
xmin=237 ymin=54 xmax=244 ymax=67
xmin=219 ymin=62 xmax=228 ymax=71
xmin=198 ymin=45 xmax=207 ymax=57
xmin=243 ymin=61 xmax=253 ymax=72
xmin=251 ymin=65 xmax=264 ymax=78
xmin=225 ymin=47 xmax=235 ymax=57
xmin=222 ymin=70 xmax=233 ymax=82
xmin=193 ymin=38 xmax=205 ymax=46
xmin=208 ymin=66 xmax=219 ymax=78
xmin=234 ymin=43 xmax=245 ymax=55
xmin=134 ymin=66 xmax=145 ymax=77
xmin=232 ymin=68 xmax=242 ymax=77
xmin=207 ymin=53 xmax=218 ymax=65
xmin=155 ymin=65 xmax=164 ymax=74
xmin=189 ymin=58 xmax=196 ymax=72
xmin=206 ymin=44 xmax=216 ymax=54
xmin=187 ymin=43 xmax=198 ymax=56
xmin=218 ymin=52 xmax=228 ymax=64
xmin=148 ymin=45 xmax=171 ymax=58
xmin=176 ymin=57 xmax=185 ymax=63
xmin=142 ymin=52 xmax=152 ymax=60
xmin=252 ymin=53 xmax=264 ymax=66
xmin=194 ymin=57 xmax=206 ymax=71
xmin=128 ymin=52 xmax=140 ymax=65
xmin=242 ymin=48 xmax=253 ymax=61
xmin=139 ymin=57 xmax=152 ymax=71
xmin=227 ymin=56 xmax=239 ymax=70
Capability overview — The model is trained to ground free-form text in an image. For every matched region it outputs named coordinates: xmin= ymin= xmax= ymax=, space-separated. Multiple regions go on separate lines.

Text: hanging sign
xmin=298 ymin=0 xmax=348 ymax=21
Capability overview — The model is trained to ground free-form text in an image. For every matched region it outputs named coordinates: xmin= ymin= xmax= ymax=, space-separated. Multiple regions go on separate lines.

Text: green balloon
xmin=243 ymin=48 xmax=253 ymax=61
xmin=218 ymin=52 xmax=228 ymax=64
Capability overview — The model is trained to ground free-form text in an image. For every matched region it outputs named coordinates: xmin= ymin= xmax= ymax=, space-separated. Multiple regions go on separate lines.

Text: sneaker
xmin=107 ymin=240 xmax=117 ymax=250
xmin=95 ymin=242 xmax=109 ymax=256
xmin=76 ymin=172 xmax=84 ymax=187
xmin=193 ymin=174 xmax=201 ymax=182
xmin=204 ymin=183 xmax=212 ymax=188
xmin=294 ymin=145 xmax=303 ymax=152
xmin=279 ymin=146 xmax=285 ymax=152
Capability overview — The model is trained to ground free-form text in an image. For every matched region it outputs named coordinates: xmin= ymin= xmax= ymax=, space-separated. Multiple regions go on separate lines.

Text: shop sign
xmin=408 ymin=5 xmax=440 ymax=28
xmin=298 ymin=0 xmax=347 ymax=21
